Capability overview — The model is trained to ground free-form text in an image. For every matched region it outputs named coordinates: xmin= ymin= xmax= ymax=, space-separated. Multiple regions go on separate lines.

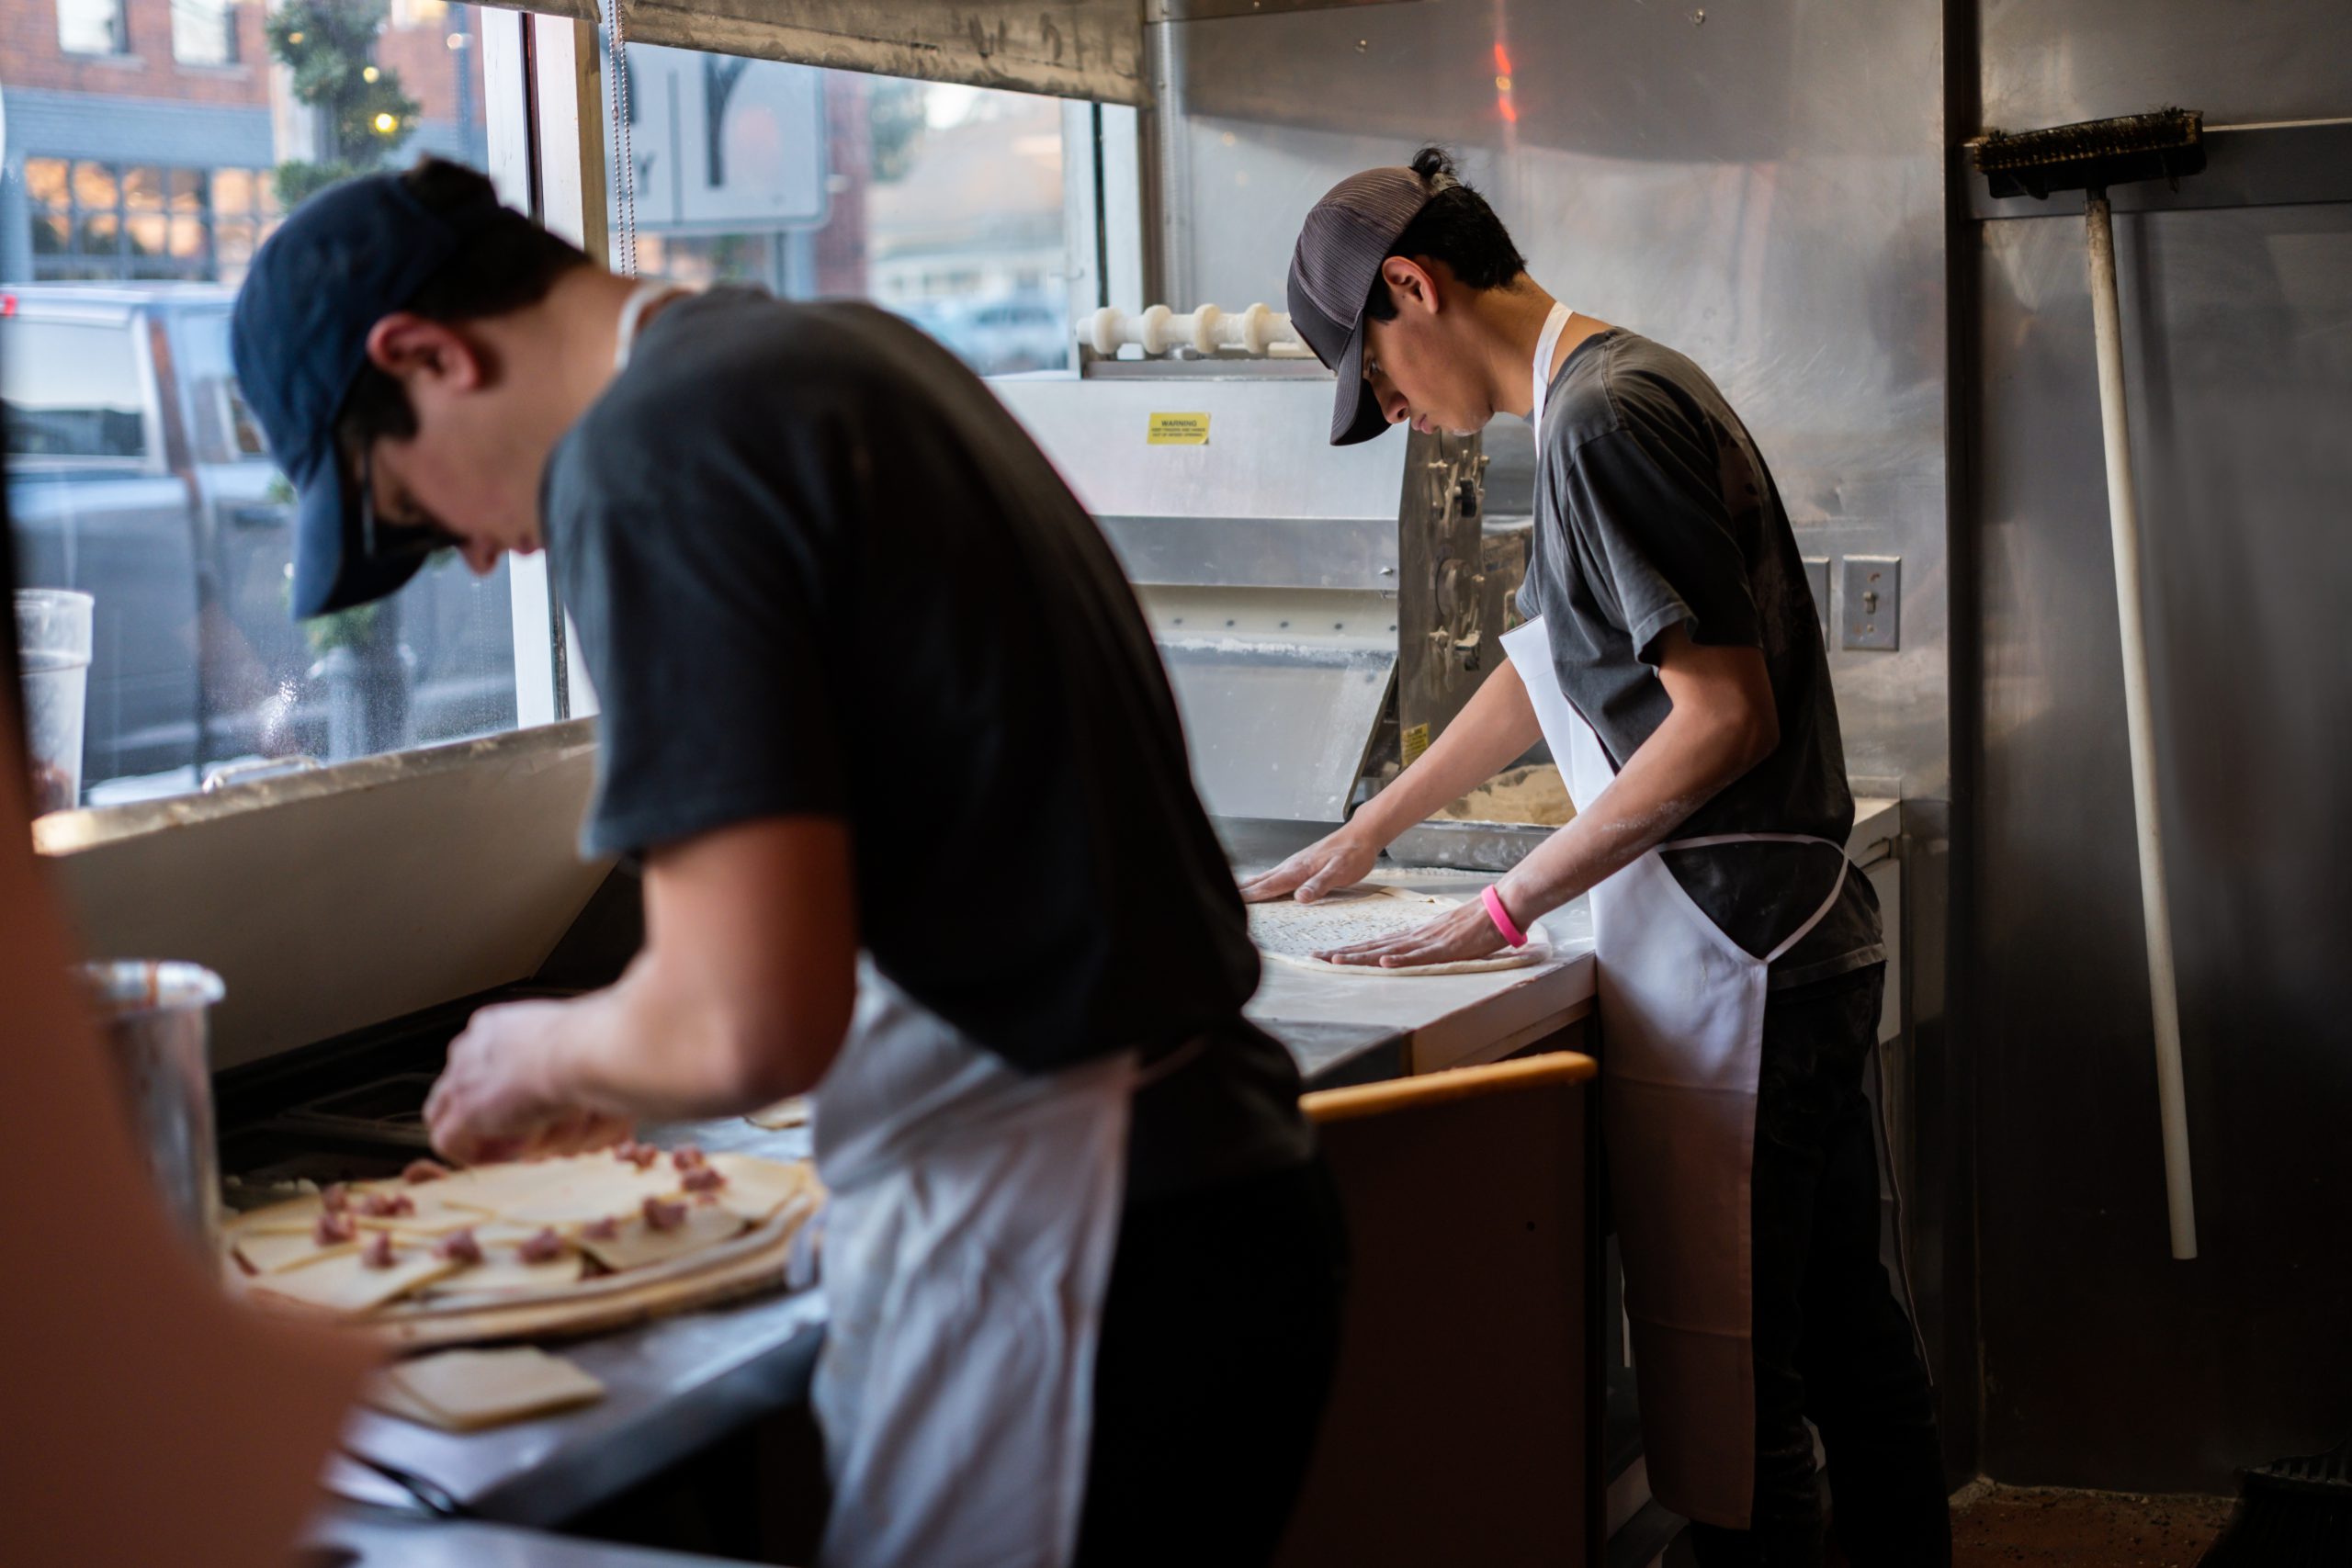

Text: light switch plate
xmin=1802 ymin=558 xmax=1832 ymax=645
xmin=1841 ymin=556 xmax=1900 ymax=650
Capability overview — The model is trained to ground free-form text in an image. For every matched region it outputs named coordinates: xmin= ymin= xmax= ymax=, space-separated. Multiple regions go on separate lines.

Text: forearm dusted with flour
xmin=1490 ymin=626 xmax=1780 ymax=925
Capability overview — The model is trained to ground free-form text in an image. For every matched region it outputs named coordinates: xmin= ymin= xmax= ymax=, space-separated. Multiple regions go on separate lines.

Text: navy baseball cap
xmin=232 ymin=170 xmax=505 ymax=619
xmin=1286 ymin=163 xmax=1443 ymax=446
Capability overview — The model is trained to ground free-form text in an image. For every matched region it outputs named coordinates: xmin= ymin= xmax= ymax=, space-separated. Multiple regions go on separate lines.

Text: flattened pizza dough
xmin=707 ymin=1152 xmax=817 ymax=1225
xmin=250 ymin=1245 xmax=462 ymax=1314
xmin=575 ymin=1202 xmax=748 ymax=1273
xmin=1246 ymin=886 xmax=1547 ymax=976
xmin=235 ymin=1229 xmax=356 ymax=1275
xmin=372 ymin=1347 xmax=605 ymax=1431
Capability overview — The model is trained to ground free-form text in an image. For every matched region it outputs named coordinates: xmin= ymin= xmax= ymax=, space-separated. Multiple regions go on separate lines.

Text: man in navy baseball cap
xmin=232 ymin=161 xmax=587 ymax=617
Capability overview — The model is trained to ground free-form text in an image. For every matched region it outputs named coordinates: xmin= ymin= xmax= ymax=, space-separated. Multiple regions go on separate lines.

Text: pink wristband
xmin=1481 ymin=886 xmax=1530 ymax=948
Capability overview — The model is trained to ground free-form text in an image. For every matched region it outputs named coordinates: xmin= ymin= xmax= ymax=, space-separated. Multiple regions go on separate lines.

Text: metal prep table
xmin=323 ymin=875 xmax=1596 ymax=1532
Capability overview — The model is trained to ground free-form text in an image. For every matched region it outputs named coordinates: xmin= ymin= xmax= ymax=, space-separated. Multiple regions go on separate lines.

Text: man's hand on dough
xmin=1312 ymin=898 xmax=1508 ymax=969
xmin=424 ymin=998 xmax=632 ymax=1165
xmin=1238 ymin=826 xmax=1380 ymax=905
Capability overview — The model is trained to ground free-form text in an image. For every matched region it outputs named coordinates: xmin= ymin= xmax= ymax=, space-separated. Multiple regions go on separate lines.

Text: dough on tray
xmin=1246 ymin=886 xmax=1546 ymax=977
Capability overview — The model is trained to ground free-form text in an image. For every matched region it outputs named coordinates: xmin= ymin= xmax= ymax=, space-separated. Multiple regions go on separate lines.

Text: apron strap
xmin=1762 ymin=855 xmax=1849 ymax=965
xmin=1656 ymin=831 xmax=1856 ymax=966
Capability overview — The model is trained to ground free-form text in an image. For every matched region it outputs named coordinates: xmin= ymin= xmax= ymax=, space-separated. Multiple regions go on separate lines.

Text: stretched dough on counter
xmin=1247 ymin=886 xmax=1547 ymax=977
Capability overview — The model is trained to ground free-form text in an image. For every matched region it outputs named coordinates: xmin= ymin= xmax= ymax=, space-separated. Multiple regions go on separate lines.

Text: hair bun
xmin=1409 ymin=146 xmax=1461 ymax=190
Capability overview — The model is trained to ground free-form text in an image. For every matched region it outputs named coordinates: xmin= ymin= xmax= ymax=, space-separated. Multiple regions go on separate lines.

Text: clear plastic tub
xmin=15 ymin=588 xmax=93 ymax=814
xmin=77 ymin=960 xmax=227 ymax=1258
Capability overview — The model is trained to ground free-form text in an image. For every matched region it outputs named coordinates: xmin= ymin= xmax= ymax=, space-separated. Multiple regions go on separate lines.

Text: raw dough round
xmin=1247 ymin=886 xmax=1547 ymax=977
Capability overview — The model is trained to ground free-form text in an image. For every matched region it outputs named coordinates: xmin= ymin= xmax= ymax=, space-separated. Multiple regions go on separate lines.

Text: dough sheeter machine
xmin=991 ymin=305 xmax=1538 ymax=866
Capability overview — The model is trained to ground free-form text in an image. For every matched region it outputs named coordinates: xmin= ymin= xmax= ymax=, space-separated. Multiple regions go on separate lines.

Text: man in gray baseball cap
xmin=1258 ymin=147 xmax=1950 ymax=1568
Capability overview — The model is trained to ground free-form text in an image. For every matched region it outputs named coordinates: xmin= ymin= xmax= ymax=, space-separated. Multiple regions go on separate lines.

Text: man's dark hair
xmin=335 ymin=157 xmax=593 ymax=453
xmin=1363 ymin=147 xmax=1528 ymax=322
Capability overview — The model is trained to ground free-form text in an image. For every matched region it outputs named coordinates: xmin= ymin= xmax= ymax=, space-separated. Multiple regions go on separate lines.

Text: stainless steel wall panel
xmin=1980 ymin=0 xmax=2352 ymax=130
xmin=1971 ymin=195 xmax=2352 ymax=1492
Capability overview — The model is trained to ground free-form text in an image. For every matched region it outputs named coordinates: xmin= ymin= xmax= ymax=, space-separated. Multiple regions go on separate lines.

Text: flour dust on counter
xmin=1248 ymin=886 xmax=1547 ymax=976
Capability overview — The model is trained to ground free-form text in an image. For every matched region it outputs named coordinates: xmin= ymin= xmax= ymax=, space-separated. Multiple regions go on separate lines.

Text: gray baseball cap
xmin=1286 ymin=163 xmax=1440 ymax=446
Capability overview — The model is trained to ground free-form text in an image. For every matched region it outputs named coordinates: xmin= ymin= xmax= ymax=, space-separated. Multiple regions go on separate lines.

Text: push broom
xmin=1967 ymin=109 xmax=2204 ymax=1262
xmin=1972 ymin=111 xmax=2352 ymax=1564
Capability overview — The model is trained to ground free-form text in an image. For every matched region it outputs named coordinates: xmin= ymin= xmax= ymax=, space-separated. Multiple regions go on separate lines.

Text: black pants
xmin=1072 ymin=1154 xmax=1349 ymax=1568
xmin=1687 ymin=965 xmax=1951 ymax=1568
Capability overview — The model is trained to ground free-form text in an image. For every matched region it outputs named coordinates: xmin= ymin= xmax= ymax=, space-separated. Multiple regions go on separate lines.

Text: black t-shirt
xmin=1517 ymin=329 xmax=1883 ymax=988
xmin=542 ymin=288 xmax=1310 ymax=1198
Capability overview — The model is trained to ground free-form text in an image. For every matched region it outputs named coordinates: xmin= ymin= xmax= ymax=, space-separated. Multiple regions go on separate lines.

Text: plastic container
xmin=16 ymin=588 xmax=94 ymax=815
xmin=76 ymin=961 xmax=227 ymax=1259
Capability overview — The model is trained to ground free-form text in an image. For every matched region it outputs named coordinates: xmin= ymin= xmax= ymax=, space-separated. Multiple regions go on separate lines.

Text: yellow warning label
xmin=1401 ymin=723 xmax=1431 ymax=766
xmin=1146 ymin=412 xmax=1211 ymax=446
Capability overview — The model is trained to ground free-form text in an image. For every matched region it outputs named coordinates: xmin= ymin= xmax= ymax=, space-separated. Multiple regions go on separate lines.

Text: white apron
xmin=810 ymin=963 xmax=1136 ymax=1568
xmin=615 ymin=291 xmax=1136 ymax=1568
xmin=1502 ymin=619 xmax=1849 ymax=1529
xmin=1511 ymin=309 xmax=1850 ymax=1528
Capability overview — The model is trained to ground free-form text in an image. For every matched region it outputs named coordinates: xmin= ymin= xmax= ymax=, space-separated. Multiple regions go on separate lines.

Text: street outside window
xmin=600 ymin=42 xmax=1075 ymax=378
xmin=4 ymin=0 xmax=514 ymax=811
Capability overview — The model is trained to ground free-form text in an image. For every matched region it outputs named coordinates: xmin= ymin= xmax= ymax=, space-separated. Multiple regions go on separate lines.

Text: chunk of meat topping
xmin=681 ymin=1167 xmax=726 ymax=1193
xmin=671 ymin=1145 xmax=707 ymax=1171
xmin=401 ymin=1158 xmax=453 ymax=1185
xmin=582 ymin=1215 xmax=621 ymax=1242
xmin=613 ymin=1141 xmax=661 ymax=1170
xmin=321 ymin=1183 xmax=351 ymax=1214
xmin=517 ymin=1227 xmax=566 ymax=1265
xmin=360 ymin=1231 xmax=398 ymax=1269
xmin=642 ymin=1197 xmax=688 ymax=1233
xmin=434 ymin=1228 xmax=483 ymax=1265
xmin=314 ymin=1211 xmax=357 ymax=1246
xmin=358 ymin=1191 xmax=416 ymax=1219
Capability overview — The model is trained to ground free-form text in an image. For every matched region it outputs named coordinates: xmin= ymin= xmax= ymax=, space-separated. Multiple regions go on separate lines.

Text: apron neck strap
xmin=616 ymin=280 xmax=688 ymax=372
xmin=1529 ymin=300 xmax=1574 ymax=430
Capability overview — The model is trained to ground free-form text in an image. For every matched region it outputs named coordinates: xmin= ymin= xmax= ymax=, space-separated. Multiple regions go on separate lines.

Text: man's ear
xmin=1379 ymin=255 xmax=1442 ymax=316
xmin=363 ymin=313 xmax=485 ymax=393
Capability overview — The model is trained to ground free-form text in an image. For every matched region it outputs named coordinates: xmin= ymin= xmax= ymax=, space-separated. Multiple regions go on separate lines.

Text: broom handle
xmin=2085 ymin=192 xmax=2199 ymax=1260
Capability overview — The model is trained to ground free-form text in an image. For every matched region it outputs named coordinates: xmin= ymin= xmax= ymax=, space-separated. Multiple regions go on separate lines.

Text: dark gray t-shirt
xmin=1517 ymin=329 xmax=1883 ymax=989
xmin=541 ymin=288 xmax=1312 ymax=1200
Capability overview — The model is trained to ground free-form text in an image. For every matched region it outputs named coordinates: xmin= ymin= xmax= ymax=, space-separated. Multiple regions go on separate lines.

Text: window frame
xmin=167 ymin=0 xmax=242 ymax=68
xmin=55 ymin=0 xmax=130 ymax=56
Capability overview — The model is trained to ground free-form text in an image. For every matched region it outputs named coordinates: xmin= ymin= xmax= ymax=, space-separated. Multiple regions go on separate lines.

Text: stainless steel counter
xmin=333 ymin=870 xmax=1598 ymax=1536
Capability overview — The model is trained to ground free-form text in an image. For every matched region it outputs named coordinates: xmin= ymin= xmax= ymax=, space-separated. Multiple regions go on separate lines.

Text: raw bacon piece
xmin=671 ymin=1145 xmax=707 ymax=1172
xmin=358 ymin=1191 xmax=416 ymax=1219
xmin=582 ymin=1215 xmax=621 ymax=1242
xmin=360 ymin=1231 xmax=398 ymax=1269
xmin=517 ymin=1227 xmax=566 ymax=1265
xmin=321 ymin=1183 xmax=351 ymax=1214
xmin=434 ymin=1228 xmax=483 ymax=1265
xmin=642 ymin=1197 xmax=687 ymax=1233
xmin=682 ymin=1167 xmax=726 ymax=1194
xmin=314 ymin=1211 xmax=357 ymax=1246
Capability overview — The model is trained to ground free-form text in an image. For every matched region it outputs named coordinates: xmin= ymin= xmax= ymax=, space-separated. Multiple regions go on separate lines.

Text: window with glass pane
xmin=171 ymin=0 xmax=241 ymax=66
xmin=4 ymin=0 xmax=514 ymax=810
xmin=599 ymin=43 xmax=1073 ymax=377
xmin=56 ymin=0 xmax=127 ymax=54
